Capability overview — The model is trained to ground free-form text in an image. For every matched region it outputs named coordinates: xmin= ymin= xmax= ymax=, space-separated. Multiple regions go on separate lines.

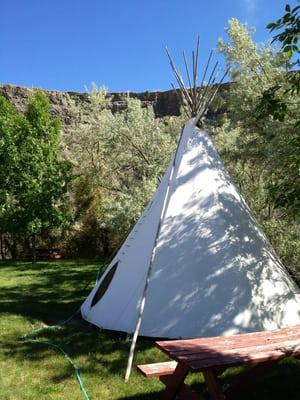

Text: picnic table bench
xmin=137 ymin=325 xmax=300 ymax=399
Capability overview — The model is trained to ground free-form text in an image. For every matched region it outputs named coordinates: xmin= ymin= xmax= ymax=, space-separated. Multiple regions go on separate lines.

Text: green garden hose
xmin=23 ymin=332 xmax=90 ymax=400
xmin=21 ymin=262 xmax=106 ymax=400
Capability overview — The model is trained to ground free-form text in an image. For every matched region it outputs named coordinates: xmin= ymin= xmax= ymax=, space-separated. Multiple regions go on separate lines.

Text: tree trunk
xmin=32 ymin=234 xmax=36 ymax=264
xmin=267 ymin=202 xmax=272 ymax=219
xmin=10 ymin=235 xmax=17 ymax=260
xmin=102 ymin=229 xmax=110 ymax=256
xmin=0 ymin=235 xmax=5 ymax=260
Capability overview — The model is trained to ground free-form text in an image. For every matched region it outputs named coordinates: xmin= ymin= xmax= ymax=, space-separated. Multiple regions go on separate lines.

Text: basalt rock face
xmin=0 ymin=84 xmax=90 ymax=126
xmin=0 ymin=83 xmax=232 ymax=125
xmin=0 ymin=84 xmax=182 ymax=125
xmin=110 ymin=89 xmax=181 ymax=117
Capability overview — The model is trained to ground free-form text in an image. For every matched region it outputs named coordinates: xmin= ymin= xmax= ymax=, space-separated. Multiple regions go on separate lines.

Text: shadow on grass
xmin=8 ymin=328 xmax=156 ymax=374
xmin=2 ymin=260 xmax=300 ymax=400
xmin=117 ymin=359 xmax=300 ymax=400
xmin=0 ymin=259 xmax=105 ymax=322
xmin=2 ymin=326 xmax=162 ymax=400
xmin=220 ymin=359 xmax=300 ymax=400
xmin=1 ymin=259 xmax=162 ymax=395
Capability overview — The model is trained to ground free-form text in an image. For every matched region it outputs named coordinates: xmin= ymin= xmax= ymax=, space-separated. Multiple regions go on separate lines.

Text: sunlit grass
xmin=1 ymin=260 xmax=300 ymax=399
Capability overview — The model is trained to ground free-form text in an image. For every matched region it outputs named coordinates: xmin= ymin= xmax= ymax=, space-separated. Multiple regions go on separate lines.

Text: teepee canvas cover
xmin=81 ymin=120 xmax=300 ymax=339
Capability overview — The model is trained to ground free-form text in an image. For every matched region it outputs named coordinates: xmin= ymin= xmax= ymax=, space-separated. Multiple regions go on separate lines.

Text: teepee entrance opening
xmin=91 ymin=261 xmax=119 ymax=307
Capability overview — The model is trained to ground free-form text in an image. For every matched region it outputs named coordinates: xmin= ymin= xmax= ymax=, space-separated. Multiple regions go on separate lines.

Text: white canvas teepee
xmin=81 ymin=119 xmax=300 ymax=339
xmin=81 ymin=43 xmax=300 ymax=380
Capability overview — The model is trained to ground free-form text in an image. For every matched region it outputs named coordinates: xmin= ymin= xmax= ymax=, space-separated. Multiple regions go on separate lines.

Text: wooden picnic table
xmin=138 ymin=324 xmax=300 ymax=400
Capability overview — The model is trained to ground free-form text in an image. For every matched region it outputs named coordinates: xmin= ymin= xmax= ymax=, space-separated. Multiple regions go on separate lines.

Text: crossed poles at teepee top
xmin=166 ymin=37 xmax=229 ymax=126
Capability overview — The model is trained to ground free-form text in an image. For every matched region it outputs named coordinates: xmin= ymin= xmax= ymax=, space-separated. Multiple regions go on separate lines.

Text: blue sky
xmin=0 ymin=0 xmax=289 ymax=93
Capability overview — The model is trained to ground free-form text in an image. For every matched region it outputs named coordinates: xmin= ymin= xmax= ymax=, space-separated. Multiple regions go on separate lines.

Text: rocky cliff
xmin=0 ymin=82 xmax=232 ymax=125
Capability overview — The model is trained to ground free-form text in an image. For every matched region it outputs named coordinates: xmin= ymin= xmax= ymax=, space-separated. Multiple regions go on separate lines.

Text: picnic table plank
xmin=165 ymin=338 xmax=300 ymax=363
xmin=137 ymin=361 xmax=177 ymax=377
xmin=156 ymin=325 xmax=300 ymax=353
xmin=157 ymin=332 xmax=300 ymax=355
xmin=187 ymin=344 xmax=300 ymax=371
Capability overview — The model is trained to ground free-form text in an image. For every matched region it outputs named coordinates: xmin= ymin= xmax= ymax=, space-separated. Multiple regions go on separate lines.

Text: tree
xmin=64 ymin=87 xmax=180 ymax=255
xmin=0 ymin=92 xmax=72 ymax=261
xmin=217 ymin=18 xmax=300 ymax=216
xmin=267 ymin=2 xmax=300 ymax=60
xmin=0 ymin=96 xmax=21 ymax=258
xmin=257 ymin=2 xmax=300 ymax=123
xmin=260 ymin=2 xmax=300 ymax=211
xmin=213 ymin=19 xmax=300 ymax=281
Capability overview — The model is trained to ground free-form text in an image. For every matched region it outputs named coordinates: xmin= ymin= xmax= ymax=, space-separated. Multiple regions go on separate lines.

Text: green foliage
xmin=267 ymin=3 xmax=300 ymax=59
xmin=258 ymin=2 xmax=300 ymax=124
xmin=0 ymin=92 xmax=72 ymax=256
xmin=257 ymin=85 xmax=288 ymax=122
xmin=217 ymin=19 xmax=300 ymax=215
xmin=64 ymin=87 xmax=180 ymax=255
xmin=0 ymin=97 xmax=20 ymax=217
xmin=214 ymin=18 xmax=300 ymax=278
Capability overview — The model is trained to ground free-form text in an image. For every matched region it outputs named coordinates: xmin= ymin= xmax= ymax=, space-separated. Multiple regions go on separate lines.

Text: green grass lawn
xmin=1 ymin=260 xmax=300 ymax=400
